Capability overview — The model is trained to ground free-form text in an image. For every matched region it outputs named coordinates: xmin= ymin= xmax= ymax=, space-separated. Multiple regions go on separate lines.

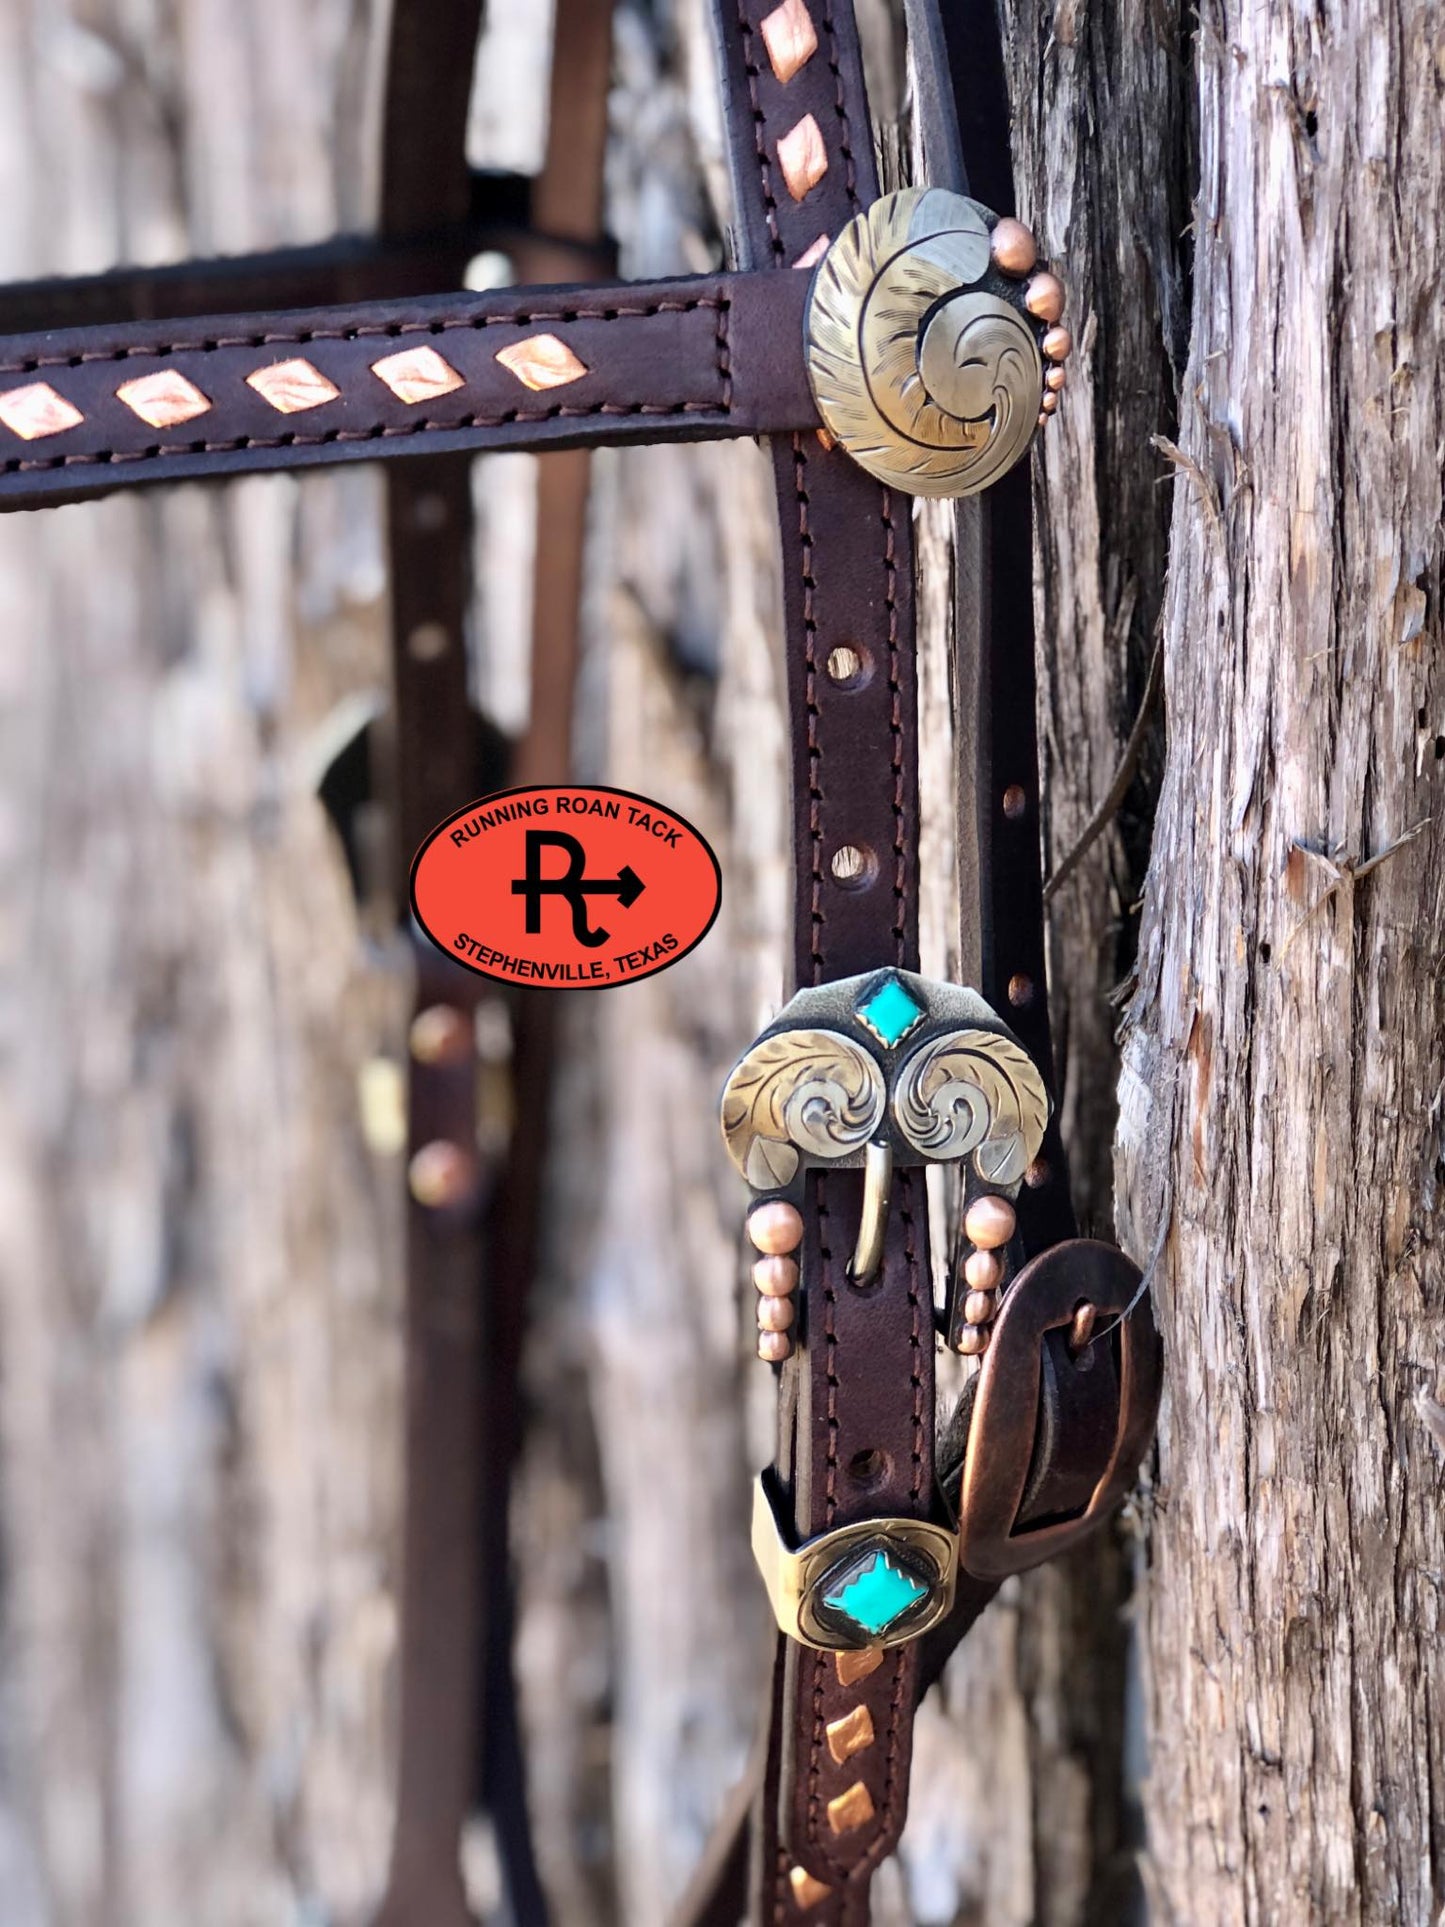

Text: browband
xmin=4 ymin=3 xmax=1160 ymax=1921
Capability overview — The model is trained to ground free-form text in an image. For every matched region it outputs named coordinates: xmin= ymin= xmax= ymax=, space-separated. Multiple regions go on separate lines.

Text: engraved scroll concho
xmin=892 ymin=1028 xmax=1049 ymax=1186
xmin=720 ymin=1030 xmax=885 ymax=1189
xmin=805 ymin=188 xmax=1044 ymax=498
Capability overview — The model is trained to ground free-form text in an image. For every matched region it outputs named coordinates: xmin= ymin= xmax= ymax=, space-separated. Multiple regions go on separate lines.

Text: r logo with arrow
xmin=511 ymin=830 xmax=646 ymax=948
xmin=410 ymin=783 xmax=722 ymax=990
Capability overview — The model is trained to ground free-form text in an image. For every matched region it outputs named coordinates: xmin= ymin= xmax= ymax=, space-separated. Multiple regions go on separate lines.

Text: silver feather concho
xmin=805 ymin=188 xmax=1046 ymax=498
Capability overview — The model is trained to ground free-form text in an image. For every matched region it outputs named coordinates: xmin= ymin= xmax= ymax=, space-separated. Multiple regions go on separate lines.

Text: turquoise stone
xmin=855 ymin=975 xmax=924 ymax=1047
xmin=824 ymin=1549 xmax=928 ymax=1638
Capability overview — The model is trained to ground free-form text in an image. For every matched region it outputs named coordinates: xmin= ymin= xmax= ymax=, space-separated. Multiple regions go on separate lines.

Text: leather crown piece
xmin=2 ymin=1 xmax=1158 ymax=1922
xmin=0 ymin=193 xmax=1069 ymax=512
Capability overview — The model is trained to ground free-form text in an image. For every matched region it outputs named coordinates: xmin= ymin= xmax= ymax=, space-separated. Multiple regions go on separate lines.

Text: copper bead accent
xmin=964 ymin=1249 xmax=1003 ymax=1291
xmin=754 ymin=1255 xmax=799 ymax=1296
xmin=1024 ymin=272 xmax=1066 ymax=324
xmin=964 ymin=1289 xmax=996 ymax=1327
xmin=1024 ymin=1156 xmax=1051 ymax=1190
xmin=825 ymin=1704 xmax=876 ymax=1765
xmin=409 ymin=1004 xmax=472 ymax=1067
xmin=958 ymin=1325 xmax=990 ymax=1357
xmin=757 ymin=1329 xmax=792 ymax=1364
xmin=1007 ymin=973 xmax=1034 ymax=1008
xmin=1045 ymin=366 xmax=1067 ymax=393
xmin=408 ymin=1140 xmax=475 ymax=1209
xmin=758 ymin=1294 xmax=796 ymax=1334
xmin=989 ymin=217 xmax=1037 ymax=277
xmin=964 ymin=1195 xmax=1017 ymax=1250
xmin=1002 ymin=784 xmax=1028 ymax=821
xmin=748 ymin=1200 xmax=804 ymax=1254
xmin=1041 ymin=392 xmax=1060 ymax=415
xmin=1042 ymin=325 xmax=1074 ymax=362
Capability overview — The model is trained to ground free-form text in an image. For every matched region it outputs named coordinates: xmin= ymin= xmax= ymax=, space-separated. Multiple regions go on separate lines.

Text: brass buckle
xmin=957 ymin=1240 xmax=1162 ymax=1582
xmin=750 ymin=1473 xmax=958 ymax=1653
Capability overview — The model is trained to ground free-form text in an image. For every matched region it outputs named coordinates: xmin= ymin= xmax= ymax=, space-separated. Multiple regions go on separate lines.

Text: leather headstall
xmin=3 ymin=3 xmax=1161 ymax=1923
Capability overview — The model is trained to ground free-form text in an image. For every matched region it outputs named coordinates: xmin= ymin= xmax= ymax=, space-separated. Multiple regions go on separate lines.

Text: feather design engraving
xmin=805 ymin=188 xmax=1042 ymax=497
xmin=721 ymin=1030 xmax=885 ymax=1189
xmin=892 ymin=1028 xmax=1049 ymax=1185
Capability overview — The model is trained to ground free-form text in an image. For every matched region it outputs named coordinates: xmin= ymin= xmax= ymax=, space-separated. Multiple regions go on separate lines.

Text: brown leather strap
xmin=376 ymin=6 xmax=615 ymax=1925
xmin=0 ymin=193 xmax=613 ymax=340
xmin=373 ymin=4 xmax=495 ymax=1921
xmin=709 ymin=2 xmax=933 ymax=1913
xmin=0 ymin=269 xmax=815 ymax=512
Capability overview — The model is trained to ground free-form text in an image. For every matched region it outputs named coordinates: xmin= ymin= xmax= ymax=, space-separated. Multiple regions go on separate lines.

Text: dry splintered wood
xmin=1115 ymin=1 xmax=1445 ymax=1923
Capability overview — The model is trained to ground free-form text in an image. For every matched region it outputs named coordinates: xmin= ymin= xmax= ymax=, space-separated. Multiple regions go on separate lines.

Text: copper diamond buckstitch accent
xmin=824 ymin=1704 xmax=875 ymax=1765
xmin=826 ymin=1780 xmax=876 ymax=1836
xmin=760 ymin=0 xmax=819 ymax=83
xmin=787 ymin=1866 xmax=832 ymax=1911
xmin=494 ymin=334 xmax=589 ymax=392
xmin=834 ymin=1646 xmax=883 ymax=1688
xmin=776 ymin=113 xmax=829 ymax=203
xmin=246 ymin=358 xmax=341 ymax=415
xmin=0 ymin=382 xmax=84 ymax=442
xmin=116 ymin=370 xmax=211 ymax=430
xmin=371 ymin=344 xmax=465 ymax=406
xmin=792 ymin=233 xmax=830 ymax=271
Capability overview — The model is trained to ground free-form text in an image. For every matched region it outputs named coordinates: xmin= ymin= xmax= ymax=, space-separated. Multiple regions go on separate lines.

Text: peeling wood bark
xmin=1116 ymin=2 xmax=1445 ymax=1921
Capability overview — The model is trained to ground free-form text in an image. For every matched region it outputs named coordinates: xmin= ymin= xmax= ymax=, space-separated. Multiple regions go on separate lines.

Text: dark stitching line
xmin=736 ymin=0 xmax=786 ymax=264
xmin=901 ymin=1174 xmax=924 ymax=1501
xmin=882 ymin=487 xmax=906 ymax=960
xmin=820 ymin=0 xmax=861 ymax=213
xmin=0 ymin=296 xmax=726 ymax=377
xmin=0 ymin=399 xmax=726 ymax=477
xmin=771 ymin=1842 xmax=790 ymax=1925
xmin=793 ymin=435 xmax=825 ymax=984
xmin=805 ymin=1175 xmax=838 ymax=1860
xmin=716 ymin=298 xmax=733 ymax=412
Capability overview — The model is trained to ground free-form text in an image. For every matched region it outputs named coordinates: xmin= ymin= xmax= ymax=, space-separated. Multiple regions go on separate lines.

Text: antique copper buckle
xmin=957 ymin=1240 xmax=1162 ymax=1581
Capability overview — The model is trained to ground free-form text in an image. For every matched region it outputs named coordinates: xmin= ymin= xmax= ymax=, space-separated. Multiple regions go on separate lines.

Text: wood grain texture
xmin=0 ymin=5 xmax=400 ymax=1924
xmin=1116 ymin=0 xmax=1445 ymax=1920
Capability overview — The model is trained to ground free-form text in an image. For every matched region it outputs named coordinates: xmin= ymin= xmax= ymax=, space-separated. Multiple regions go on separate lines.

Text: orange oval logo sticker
xmin=411 ymin=785 xmax=722 ymax=988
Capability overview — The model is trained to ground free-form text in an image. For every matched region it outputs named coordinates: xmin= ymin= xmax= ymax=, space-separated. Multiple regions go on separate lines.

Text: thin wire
xmin=1089 ymin=1180 xmax=1173 ymax=1347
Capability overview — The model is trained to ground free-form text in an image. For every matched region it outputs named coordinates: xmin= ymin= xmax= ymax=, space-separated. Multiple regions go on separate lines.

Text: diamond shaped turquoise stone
xmin=855 ymin=975 xmax=924 ymax=1047
xmin=823 ymin=1549 xmax=928 ymax=1639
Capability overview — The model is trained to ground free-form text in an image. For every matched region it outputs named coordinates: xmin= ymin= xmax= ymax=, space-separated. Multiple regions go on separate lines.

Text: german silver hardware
xmin=804 ymin=188 xmax=1072 ymax=498
xmin=721 ymin=969 xmax=1049 ymax=1281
